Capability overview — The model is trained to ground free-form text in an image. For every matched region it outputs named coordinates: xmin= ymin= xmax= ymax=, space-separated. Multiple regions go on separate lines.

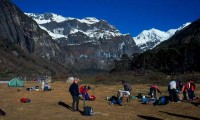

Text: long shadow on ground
xmin=58 ymin=101 xmax=85 ymax=115
xmin=58 ymin=101 xmax=74 ymax=111
xmin=189 ymin=101 xmax=200 ymax=107
xmin=159 ymin=111 xmax=200 ymax=120
xmin=137 ymin=115 xmax=163 ymax=120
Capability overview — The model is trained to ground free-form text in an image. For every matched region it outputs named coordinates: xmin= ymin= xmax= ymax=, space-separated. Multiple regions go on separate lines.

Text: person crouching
xmin=149 ymin=84 xmax=161 ymax=99
xmin=79 ymin=85 xmax=91 ymax=101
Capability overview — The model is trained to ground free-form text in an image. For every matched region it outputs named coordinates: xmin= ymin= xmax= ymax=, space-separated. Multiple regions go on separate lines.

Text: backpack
xmin=20 ymin=98 xmax=31 ymax=103
xmin=83 ymin=95 xmax=93 ymax=116
xmin=84 ymin=106 xmax=93 ymax=116
xmin=141 ymin=97 xmax=149 ymax=104
xmin=26 ymin=88 xmax=32 ymax=91
xmin=154 ymin=96 xmax=169 ymax=105
xmin=44 ymin=86 xmax=49 ymax=91
xmin=159 ymin=96 xmax=166 ymax=104
xmin=35 ymin=86 xmax=39 ymax=89
xmin=90 ymin=95 xmax=96 ymax=101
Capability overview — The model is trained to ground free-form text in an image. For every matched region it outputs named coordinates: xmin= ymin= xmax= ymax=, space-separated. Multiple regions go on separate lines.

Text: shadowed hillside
xmin=0 ymin=38 xmax=68 ymax=80
xmin=111 ymin=18 xmax=200 ymax=75
xmin=0 ymin=0 xmax=70 ymax=79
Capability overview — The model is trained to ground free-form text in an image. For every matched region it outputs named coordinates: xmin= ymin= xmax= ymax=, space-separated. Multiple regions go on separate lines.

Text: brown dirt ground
xmin=0 ymin=81 xmax=200 ymax=120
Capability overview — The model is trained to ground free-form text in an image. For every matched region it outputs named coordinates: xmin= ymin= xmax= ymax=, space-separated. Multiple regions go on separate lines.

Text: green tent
xmin=8 ymin=77 xmax=24 ymax=87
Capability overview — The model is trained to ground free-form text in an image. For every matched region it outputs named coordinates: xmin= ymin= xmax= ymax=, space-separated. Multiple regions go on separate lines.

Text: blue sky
xmin=12 ymin=0 xmax=200 ymax=36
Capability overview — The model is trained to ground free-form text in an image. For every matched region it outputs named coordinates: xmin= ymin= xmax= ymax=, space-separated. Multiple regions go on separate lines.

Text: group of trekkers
xmin=68 ymin=78 xmax=197 ymax=112
xmin=147 ymin=79 xmax=196 ymax=105
xmin=69 ymin=79 xmax=132 ymax=111
xmin=168 ymin=79 xmax=196 ymax=102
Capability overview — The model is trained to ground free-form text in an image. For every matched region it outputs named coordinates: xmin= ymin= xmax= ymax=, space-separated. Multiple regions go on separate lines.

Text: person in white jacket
xmin=168 ymin=80 xmax=180 ymax=102
xmin=41 ymin=80 xmax=45 ymax=90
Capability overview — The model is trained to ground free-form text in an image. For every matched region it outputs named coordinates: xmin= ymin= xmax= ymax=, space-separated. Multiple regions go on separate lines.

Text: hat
xmin=74 ymin=79 xmax=79 ymax=82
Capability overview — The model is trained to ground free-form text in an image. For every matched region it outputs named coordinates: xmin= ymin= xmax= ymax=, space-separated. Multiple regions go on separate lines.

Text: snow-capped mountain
xmin=26 ymin=13 xmax=122 ymax=40
xmin=134 ymin=22 xmax=191 ymax=51
xmin=26 ymin=13 xmax=141 ymax=70
xmin=26 ymin=13 xmax=100 ymax=25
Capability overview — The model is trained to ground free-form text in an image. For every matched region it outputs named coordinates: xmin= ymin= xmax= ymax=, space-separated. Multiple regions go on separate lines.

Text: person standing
xmin=178 ymin=81 xmax=188 ymax=101
xmin=168 ymin=80 xmax=180 ymax=102
xmin=41 ymin=80 xmax=45 ymax=90
xmin=186 ymin=80 xmax=195 ymax=100
xmin=69 ymin=79 xmax=80 ymax=111
xmin=121 ymin=80 xmax=132 ymax=102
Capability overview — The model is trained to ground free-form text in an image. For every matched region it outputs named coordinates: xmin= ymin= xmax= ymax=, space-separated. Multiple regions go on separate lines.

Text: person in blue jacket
xmin=109 ymin=95 xmax=122 ymax=106
xmin=69 ymin=79 xmax=80 ymax=111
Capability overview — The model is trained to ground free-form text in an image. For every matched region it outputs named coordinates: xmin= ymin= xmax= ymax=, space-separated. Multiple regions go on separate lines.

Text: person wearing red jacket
xmin=178 ymin=81 xmax=188 ymax=100
xmin=186 ymin=80 xmax=195 ymax=100
xmin=79 ymin=86 xmax=91 ymax=100
xmin=149 ymin=84 xmax=161 ymax=98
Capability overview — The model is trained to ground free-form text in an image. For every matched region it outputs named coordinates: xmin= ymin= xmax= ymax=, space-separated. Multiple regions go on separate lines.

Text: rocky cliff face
xmin=0 ymin=0 xmax=74 ymax=65
xmin=0 ymin=0 xmax=74 ymax=77
xmin=26 ymin=13 xmax=141 ymax=70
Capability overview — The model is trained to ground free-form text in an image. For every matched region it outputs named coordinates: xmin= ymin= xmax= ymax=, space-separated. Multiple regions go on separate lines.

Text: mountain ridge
xmin=110 ymin=18 xmax=200 ymax=74
xmin=25 ymin=12 xmax=123 ymax=40
xmin=26 ymin=12 xmax=191 ymax=52
xmin=133 ymin=22 xmax=191 ymax=51
xmin=26 ymin=12 xmax=141 ymax=71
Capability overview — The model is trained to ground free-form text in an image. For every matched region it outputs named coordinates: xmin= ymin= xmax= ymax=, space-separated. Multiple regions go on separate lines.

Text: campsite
xmin=0 ymin=79 xmax=200 ymax=120
xmin=1 ymin=0 xmax=200 ymax=119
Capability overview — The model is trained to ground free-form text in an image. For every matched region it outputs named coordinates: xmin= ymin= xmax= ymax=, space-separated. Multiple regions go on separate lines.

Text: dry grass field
xmin=0 ymin=81 xmax=200 ymax=120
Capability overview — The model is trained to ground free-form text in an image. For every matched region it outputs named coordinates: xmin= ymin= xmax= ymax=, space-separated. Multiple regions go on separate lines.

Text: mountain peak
xmin=26 ymin=12 xmax=125 ymax=40
xmin=133 ymin=22 xmax=190 ymax=51
xmin=25 ymin=12 xmax=69 ymax=24
xmin=134 ymin=28 xmax=169 ymax=45
xmin=25 ymin=13 xmax=101 ymax=25
xmin=149 ymin=28 xmax=160 ymax=31
xmin=78 ymin=17 xmax=100 ymax=24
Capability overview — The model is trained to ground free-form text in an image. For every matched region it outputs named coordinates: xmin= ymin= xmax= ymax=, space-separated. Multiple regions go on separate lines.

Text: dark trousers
xmin=72 ymin=96 xmax=79 ymax=110
xmin=183 ymin=91 xmax=187 ymax=100
xmin=169 ymin=89 xmax=179 ymax=102
xmin=150 ymin=87 xmax=156 ymax=98
xmin=188 ymin=90 xmax=195 ymax=100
